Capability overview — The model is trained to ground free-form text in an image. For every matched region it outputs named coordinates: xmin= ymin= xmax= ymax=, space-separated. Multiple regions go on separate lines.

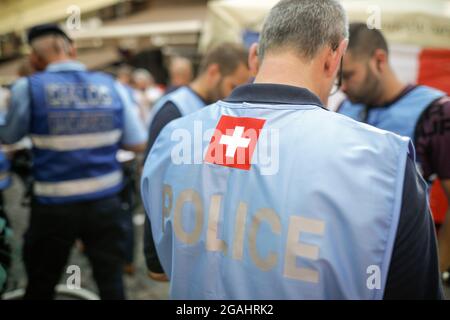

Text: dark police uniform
xmin=0 ymin=25 xmax=147 ymax=299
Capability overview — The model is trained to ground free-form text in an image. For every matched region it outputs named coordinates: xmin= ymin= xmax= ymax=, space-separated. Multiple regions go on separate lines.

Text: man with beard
xmin=143 ymin=43 xmax=250 ymax=281
xmin=337 ymin=23 xmax=450 ymax=286
xmin=337 ymin=23 xmax=445 ymax=140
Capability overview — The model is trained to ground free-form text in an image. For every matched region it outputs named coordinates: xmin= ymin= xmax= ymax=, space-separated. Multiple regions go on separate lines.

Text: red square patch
xmin=204 ymin=115 xmax=266 ymax=170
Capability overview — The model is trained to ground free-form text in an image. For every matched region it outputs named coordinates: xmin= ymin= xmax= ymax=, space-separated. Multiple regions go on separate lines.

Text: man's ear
xmin=324 ymin=39 xmax=348 ymax=78
xmin=69 ymin=45 xmax=77 ymax=59
xmin=248 ymin=42 xmax=259 ymax=77
xmin=206 ymin=63 xmax=221 ymax=85
xmin=29 ymin=52 xmax=45 ymax=72
xmin=372 ymin=48 xmax=388 ymax=72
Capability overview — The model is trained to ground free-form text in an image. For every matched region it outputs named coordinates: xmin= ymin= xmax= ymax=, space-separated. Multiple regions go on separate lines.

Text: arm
xmin=437 ymin=180 xmax=450 ymax=272
xmin=0 ymin=78 xmax=31 ymax=144
xmin=384 ymin=156 xmax=443 ymax=299
xmin=415 ymin=98 xmax=450 ymax=273
xmin=122 ymin=142 xmax=146 ymax=154
xmin=115 ymin=82 xmax=147 ymax=153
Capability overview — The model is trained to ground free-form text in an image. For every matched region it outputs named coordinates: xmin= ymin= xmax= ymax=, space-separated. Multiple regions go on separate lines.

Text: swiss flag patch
xmin=205 ymin=115 xmax=266 ymax=170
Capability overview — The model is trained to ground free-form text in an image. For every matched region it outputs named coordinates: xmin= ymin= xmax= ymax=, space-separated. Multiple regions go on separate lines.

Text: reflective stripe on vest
xmin=34 ymin=170 xmax=122 ymax=197
xmin=338 ymin=85 xmax=445 ymax=139
xmin=31 ymin=129 xmax=121 ymax=151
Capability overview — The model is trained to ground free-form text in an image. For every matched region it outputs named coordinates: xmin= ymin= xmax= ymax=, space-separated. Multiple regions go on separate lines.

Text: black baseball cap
xmin=27 ymin=23 xmax=73 ymax=44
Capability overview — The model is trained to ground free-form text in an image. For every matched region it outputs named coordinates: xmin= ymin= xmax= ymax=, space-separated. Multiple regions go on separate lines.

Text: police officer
xmin=143 ymin=43 xmax=250 ymax=281
xmin=141 ymin=0 xmax=442 ymax=299
xmin=0 ymin=24 xmax=147 ymax=299
xmin=165 ymin=56 xmax=194 ymax=94
xmin=337 ymin=23 xmax=445 ymax=141
xmin=336 ymin=23 xmax=450 ymax=282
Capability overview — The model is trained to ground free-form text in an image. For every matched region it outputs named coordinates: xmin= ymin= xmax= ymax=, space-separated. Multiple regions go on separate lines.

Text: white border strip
xmin=34 ymin=170 xmax=122 ymax=197
xmin=31 ymin=129 xmax=122 ymax=151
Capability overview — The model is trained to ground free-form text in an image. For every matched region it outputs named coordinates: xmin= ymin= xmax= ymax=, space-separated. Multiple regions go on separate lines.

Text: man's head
xmin=196 ymin=43 xmax=250 ymax=103
xmin=116 ymin=64 xmax=133 ymax=86
xmin=257 ymin=0 xmax=348 ymax=103
xmin=341 ymin=23 xmax=390 ymax=106
xmin=27 ymin=24 xmax=76 ymax=71
xmin=169 ymin=56 xmax=193 ymax=87
xmin=132 ymin=69 xmax=155 ymax=91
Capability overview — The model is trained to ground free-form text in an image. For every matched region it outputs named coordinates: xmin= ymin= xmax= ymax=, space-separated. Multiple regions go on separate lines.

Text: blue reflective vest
xmin=141 ymin=97 xmax=414 ymax=299
xmin=28 ymin=70 xmax=124 ymax=204
xmin=0 ymin=150 xmax=10 ymax=190
xmin=338 ymin=85 xmax=445 ymax=140
xmin=148 ymin=86 xmax=205 ymax=127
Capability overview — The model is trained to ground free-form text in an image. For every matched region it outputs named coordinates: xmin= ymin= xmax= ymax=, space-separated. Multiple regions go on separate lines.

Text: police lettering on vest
xmin=29 ymin=70 xmax=124 ymax=204
xmin=141 ymin=84 xmax=415 ymax=299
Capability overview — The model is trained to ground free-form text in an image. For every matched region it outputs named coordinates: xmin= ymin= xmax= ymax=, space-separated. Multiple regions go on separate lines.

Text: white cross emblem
xmin=219 ymin=126 xmax=251 ymax=158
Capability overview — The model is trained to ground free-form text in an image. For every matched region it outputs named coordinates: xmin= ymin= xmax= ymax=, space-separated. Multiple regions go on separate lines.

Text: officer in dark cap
xmin=0 ymin=23 xmax=147 ymax=299
xmin=27 ymin=23 xmax=73 ymax=44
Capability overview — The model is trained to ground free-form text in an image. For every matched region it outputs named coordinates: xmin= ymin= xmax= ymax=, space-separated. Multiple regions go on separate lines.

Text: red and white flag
xmin=205 ymin=115 xmax=266 ymax=170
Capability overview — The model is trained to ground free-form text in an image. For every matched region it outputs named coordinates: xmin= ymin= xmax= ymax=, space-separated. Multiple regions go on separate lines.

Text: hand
xmin=147 ymin=271 xmax=169 ymax=282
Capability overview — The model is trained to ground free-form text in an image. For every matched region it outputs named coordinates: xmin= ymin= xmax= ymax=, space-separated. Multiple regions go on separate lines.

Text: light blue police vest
xmin=0 ymin=150 xmax=11 ymax=190
xmin=28 ymin=71 xmax=124 ymax=204
xmin=148 ymin=86 xmax=205 ymax=128
xmin=338 ymin=85 xmax=445 ymax=139
xmin=141 ymin=97 xmax=415 ymax=299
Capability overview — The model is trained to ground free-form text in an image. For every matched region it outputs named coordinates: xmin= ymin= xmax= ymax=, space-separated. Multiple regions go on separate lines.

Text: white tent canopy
xmin=0 ymin=0 xmax=121 ymax=35
xmin=200 ymin=0 xmax=450 ymax=50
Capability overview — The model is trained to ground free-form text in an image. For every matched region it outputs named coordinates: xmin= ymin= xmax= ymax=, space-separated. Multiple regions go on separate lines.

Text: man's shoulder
xmin=11 ymin=77 xmax=29 ymax=91
xmin=416 ymin=95 xmax=450 ymax=129
xmin=160 ymin=86 xmax=191 ymax=101
xmin=336 ymin=98 xmax=365 ymax=112
xmin=428 ymin=95 xmax=450 ymax=113
xmin=311 ymin=108 xmax=414 ymax=163
xmin=161 ymin=101 xmax=215 ymax=132
xmin=414 ymin=84 xmax=446 ymax=96
xmin=328 ymin=106 xmax=398 ymax=137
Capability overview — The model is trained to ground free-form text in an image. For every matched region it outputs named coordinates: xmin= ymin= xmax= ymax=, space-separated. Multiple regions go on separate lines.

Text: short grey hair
xmin=258 ymin=0 xmax=348 ymax=60
xmin=132 ymin=68 xmax=154 ymax=83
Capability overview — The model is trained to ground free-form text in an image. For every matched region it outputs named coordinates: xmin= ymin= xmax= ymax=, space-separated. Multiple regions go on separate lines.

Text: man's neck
xmin=189 ymin=77 xmax=210 ymax=103
xmin=44 ymin=57 xmax=74 ymax=69
xmin=376 ymin=71 xmax=407 ymax=106
xmin=254 ymin=53 xmax=326 ymax=104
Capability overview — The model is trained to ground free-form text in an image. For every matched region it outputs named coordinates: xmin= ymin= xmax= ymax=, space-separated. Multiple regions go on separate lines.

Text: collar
xmin=46 ymin=60 xmax=86 ymax=72
xmin=185 ymin=85 xmax=209 ymax=106
xmin=368 ymin=84 xmax=417 ymax=109
xmin=225 ymin=83 xmax=324 ymax=108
